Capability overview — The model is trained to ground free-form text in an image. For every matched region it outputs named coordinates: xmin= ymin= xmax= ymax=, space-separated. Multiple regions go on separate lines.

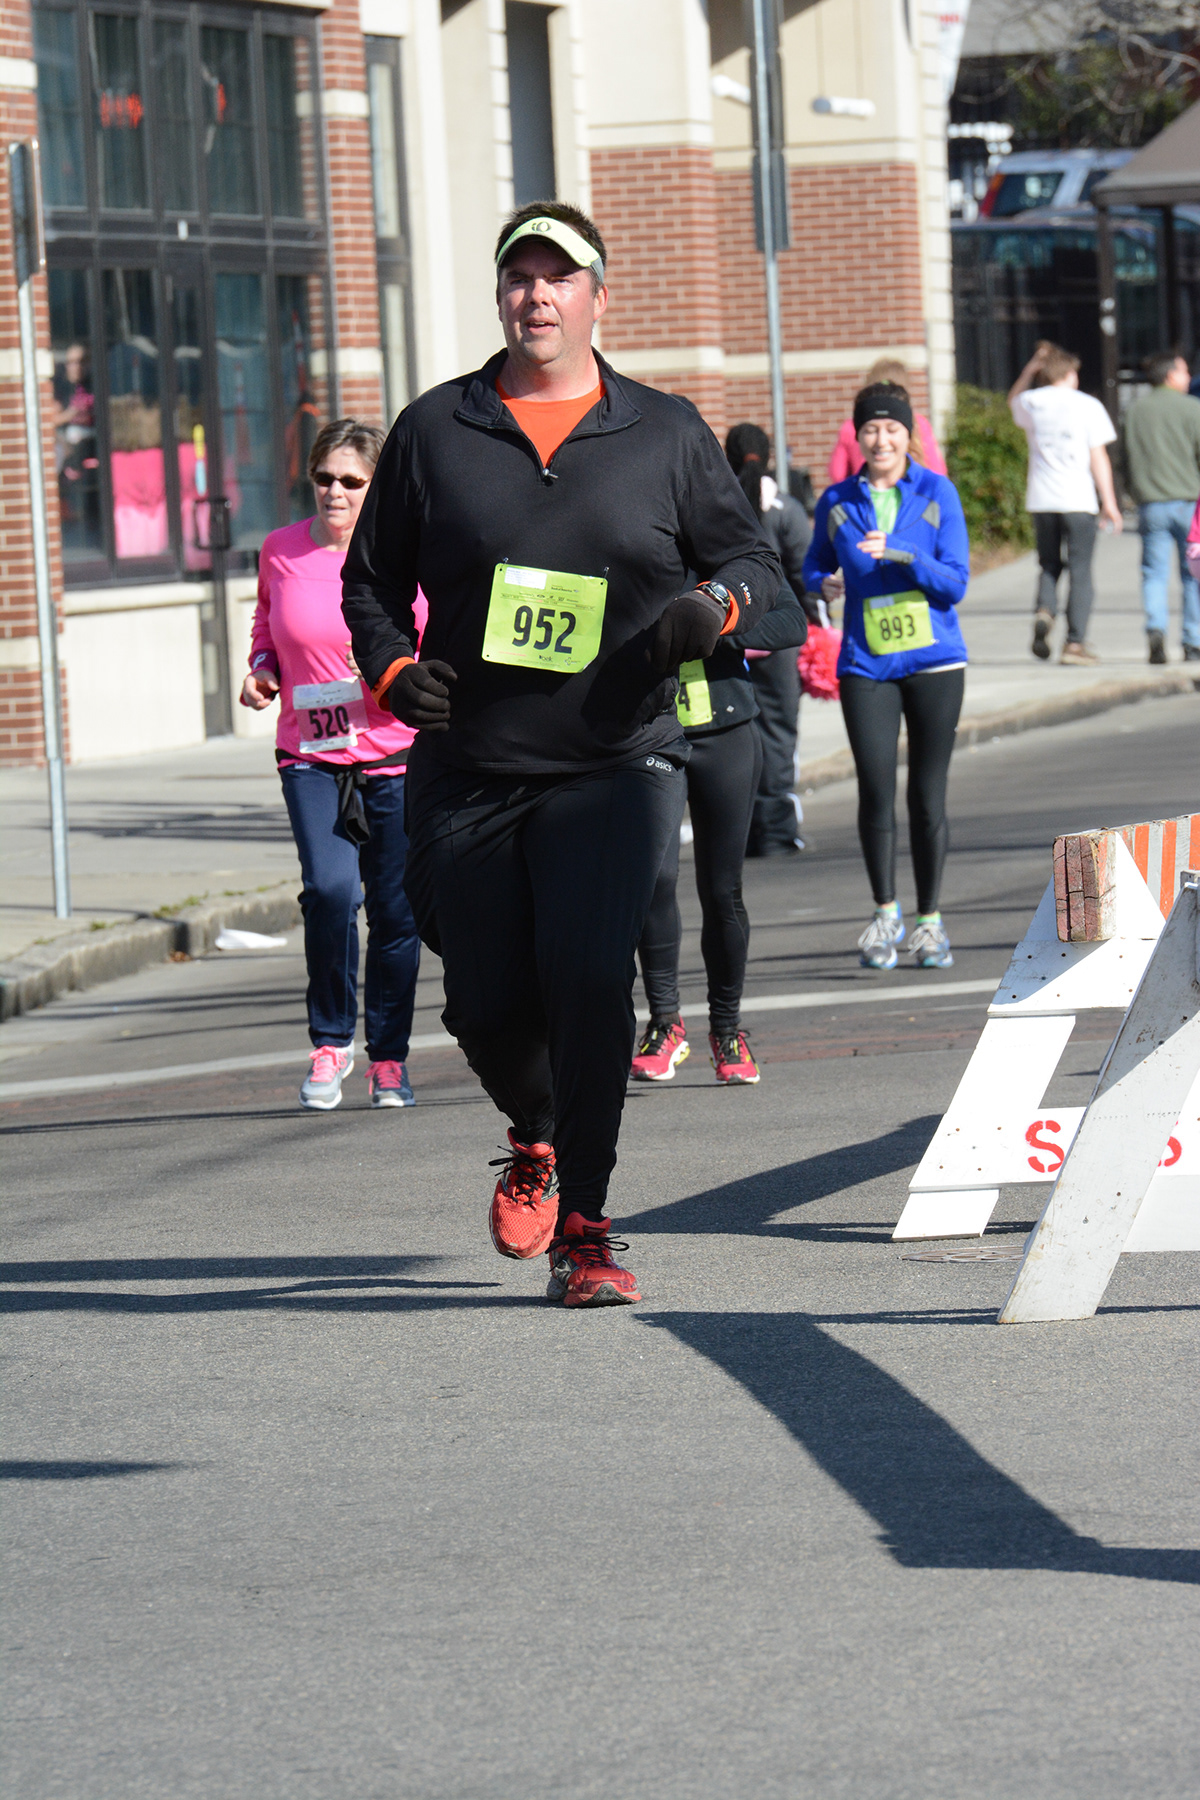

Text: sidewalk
xmin=1 ymin=530 xmax=1196 ymax=1010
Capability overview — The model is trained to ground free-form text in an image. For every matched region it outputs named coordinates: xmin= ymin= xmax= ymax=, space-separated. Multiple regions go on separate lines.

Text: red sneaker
xmin=546 ymin=1213 xmax=641 ymax=1308
xmin=631 ymin=1018 xmax=689 ymax=1081
xmin=488 ymin=1131 xmax=558 ymax=1260
xmin=709 ymin=1030 xmax=760 ymax=1085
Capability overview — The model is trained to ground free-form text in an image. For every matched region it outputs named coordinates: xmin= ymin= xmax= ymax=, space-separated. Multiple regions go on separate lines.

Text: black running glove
xmin=650 ymin=587 xmax=729 ymax=675
xmin=386 ymin=659 xmax=457 ymax=731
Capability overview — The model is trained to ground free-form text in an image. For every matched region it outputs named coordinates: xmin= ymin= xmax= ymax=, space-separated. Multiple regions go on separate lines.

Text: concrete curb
xmin=798 ymin=671 xmax=1200 ymax=793
xmin=0 ymin=883 xmax=301 ymax=1023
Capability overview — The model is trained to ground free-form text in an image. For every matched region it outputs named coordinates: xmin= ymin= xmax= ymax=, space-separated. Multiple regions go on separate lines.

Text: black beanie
xmin=853 ymin=382 xmax=913 ymax=435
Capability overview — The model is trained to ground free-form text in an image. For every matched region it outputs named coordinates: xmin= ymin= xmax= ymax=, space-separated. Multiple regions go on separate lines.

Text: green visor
xmin=495 ymin=215 xmax=605 ymax=284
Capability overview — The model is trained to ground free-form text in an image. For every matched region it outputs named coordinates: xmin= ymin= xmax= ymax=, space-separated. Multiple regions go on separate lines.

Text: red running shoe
xmin=488 ymin=1130 xmax=558 ymax=1260
xmin=546 ymin=1213 xmax=641 ymax=1308
xmin=631 ymin=1018 xmax=689 ymax=1081
xmin=709 ymin=1030 xmax=760 ymax=1085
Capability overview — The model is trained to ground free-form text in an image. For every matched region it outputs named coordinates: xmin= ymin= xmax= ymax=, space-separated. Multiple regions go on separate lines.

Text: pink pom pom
xmin=798 ymin=626 xmax=842 ymax=701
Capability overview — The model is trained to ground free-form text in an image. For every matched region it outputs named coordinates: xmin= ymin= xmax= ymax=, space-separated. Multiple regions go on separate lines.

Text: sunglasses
xmin=313 ymin=470 xmax=369 ymax=490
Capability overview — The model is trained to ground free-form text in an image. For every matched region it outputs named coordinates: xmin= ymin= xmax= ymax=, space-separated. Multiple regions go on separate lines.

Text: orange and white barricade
xmin=893 ymin=814 xmax=1200 ymax=1254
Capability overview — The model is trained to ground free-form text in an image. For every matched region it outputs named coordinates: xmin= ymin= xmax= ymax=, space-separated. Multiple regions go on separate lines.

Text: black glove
xmin=650 ymin=588 xmax=729 ymax=675
xmin=386 ymin=659 xmax=457 ymax=730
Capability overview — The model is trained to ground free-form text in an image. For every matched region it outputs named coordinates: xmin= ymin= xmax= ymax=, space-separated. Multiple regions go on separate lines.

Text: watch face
xmin=705 ymin=582 xmax=729 ymax=602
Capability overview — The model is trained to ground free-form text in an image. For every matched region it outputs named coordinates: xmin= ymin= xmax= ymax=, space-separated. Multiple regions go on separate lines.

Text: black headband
xmin=853 ymin=384 xmax=913 ymax=435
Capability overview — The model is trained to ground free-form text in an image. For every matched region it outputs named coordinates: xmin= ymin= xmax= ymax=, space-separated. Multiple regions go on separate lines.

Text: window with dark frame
xmin=365 ymin=35 xmax=415 ymax=426
xmin=33 ymin=0 xmax=332 ymax=587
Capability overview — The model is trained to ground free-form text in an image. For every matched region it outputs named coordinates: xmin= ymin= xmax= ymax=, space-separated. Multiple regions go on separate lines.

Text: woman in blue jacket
xmin=803 ymin=384 xmax=969 ymax=969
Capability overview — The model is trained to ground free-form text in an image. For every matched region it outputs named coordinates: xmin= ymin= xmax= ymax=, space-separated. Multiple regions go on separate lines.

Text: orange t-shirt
xmin=497 ymin=379 xmax=603 ymax=471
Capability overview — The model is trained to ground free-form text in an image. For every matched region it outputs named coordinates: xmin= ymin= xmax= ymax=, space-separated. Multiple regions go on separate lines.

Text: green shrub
xmin=945 ymin=384 xmax=1032 ymax=550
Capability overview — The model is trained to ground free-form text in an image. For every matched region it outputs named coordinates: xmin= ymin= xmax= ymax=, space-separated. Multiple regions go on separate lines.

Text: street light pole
xmin=749 ymin=0 xmax=789 ymax=492
xmin=10 ymin=139 xmax=70 ymax=920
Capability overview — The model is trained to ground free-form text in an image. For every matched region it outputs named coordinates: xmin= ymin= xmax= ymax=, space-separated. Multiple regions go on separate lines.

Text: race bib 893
xmin=863 ymin=591 xmax=935 ymax=657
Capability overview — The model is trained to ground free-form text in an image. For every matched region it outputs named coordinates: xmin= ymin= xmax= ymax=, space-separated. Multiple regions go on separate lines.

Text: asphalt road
xmin=3 ymin=692 xmax=1199 ymax=1800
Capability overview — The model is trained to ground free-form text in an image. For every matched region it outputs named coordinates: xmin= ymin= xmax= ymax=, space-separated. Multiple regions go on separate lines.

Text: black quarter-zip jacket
xmin=341 ymin=350 xmax=783 ymax=774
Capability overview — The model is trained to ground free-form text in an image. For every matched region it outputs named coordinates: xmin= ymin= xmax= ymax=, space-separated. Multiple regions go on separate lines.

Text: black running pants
xmin=638 ymin=718 xmax=762 ymax=1036
xmin=748 ymin=648 xmax=801 ymax=852
xmin=404 ymin=747 xmax=687 ymax=1223
xmin=839 ymin=668 xmax=964 ymax=916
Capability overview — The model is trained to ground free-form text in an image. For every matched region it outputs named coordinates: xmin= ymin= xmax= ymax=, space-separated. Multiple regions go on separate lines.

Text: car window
xmin=989 ymin=172 xmax=1064 ymax=217
xmin=1080 ymin=167 xmax=1114 ymax=204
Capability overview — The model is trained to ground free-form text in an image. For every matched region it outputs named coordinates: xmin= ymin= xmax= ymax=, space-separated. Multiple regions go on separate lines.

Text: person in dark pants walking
xmin=632 ymin=557 xmax=807 ymax=1086
xmin=241 ymin=419 xmax=423 ymax=1112
xmin=725 ymin=422 xmax=817 ymax=857
xmin=1008 ymin=340 xmax=1123 ymax=665
xmin=803 ymin=383 xmax=970 ymax=971
xmin=342 ymin=201 xmax=780 ymax=1307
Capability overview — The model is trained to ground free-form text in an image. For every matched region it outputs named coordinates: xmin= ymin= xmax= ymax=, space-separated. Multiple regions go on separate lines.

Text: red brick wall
xmin=589 ymin=148 xmax=928 ymax=477
xmin=319 ymin=0 xmax=384 ymax=428
xmin=0 ymin=0 xmax=66 ymax=767
xmin=591 ymin=145 xmax=727 ymax=437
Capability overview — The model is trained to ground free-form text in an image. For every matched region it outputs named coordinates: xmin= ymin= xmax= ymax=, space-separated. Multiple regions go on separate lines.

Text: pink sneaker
xmin=709 ymin=1030 xmax=760 ymax=1085
xmin=631 ymin=1019 xmax=689 ymax=1081
xmin=366 ymin=1061 xmax=414 ymax=1108
xmin=299 ymin=1044 xmax=355 ymax=1110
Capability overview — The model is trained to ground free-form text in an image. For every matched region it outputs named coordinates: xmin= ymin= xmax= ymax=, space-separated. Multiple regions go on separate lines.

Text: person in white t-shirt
xmin=1008 ymin=340 xmax=1123 ymax=666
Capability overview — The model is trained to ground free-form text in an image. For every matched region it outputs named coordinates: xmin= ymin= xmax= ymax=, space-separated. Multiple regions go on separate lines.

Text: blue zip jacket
xmin=802 ymin=460 xmax=970 ymax=680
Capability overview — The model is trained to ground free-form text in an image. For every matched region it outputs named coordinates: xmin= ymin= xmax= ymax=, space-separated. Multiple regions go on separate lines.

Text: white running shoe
xmin=858 ymin=906 xmax=905 ymax=971
xmin=909 ymin=917 xmax=954 ymax=969
xmin=300 ymin=1044 xmax=355 ymax=1110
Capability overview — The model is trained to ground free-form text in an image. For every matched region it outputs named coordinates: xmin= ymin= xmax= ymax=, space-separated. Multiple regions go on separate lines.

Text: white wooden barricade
xmin=893 ymin=831 xmax=1200 ymax=1249
xmin=999 ymin=875 xmax=1200 ymax=1322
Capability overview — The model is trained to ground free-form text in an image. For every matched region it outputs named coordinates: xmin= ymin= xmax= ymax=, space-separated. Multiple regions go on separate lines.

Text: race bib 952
xmin=481 ymin=563 xmax=607 ymax=674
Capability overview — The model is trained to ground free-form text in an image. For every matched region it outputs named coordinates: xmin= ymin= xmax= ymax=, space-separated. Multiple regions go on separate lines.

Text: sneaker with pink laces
xmin=709 ymin=1030 xmax=760 ymax=1085
xmin=299 ymin=1044 xmax=355 ymax=1111
xmin=366 ymin=1060 xmax=414 ymax=1108
xmin=631 ymin=1018 xmax=689 ymax=1081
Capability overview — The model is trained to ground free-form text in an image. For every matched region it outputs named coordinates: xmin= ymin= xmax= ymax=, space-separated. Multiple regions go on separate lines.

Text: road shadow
xmin=621 ymin=1116 xmax=939 ymax=1240
xmin=0 ymin=1254 xmax=547 ymax=1314
xmin=0 ymin=1460 xmax=182 ymax=1480
xmin=642 ymin=1311 xmax=1199 ymax=1585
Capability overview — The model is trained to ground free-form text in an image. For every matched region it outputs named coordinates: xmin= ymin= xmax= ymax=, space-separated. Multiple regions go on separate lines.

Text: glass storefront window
xmin=35 ymin=1 xmax=333 ymax=586
xmin=380 ymin=281 xmax=409 ymax=423
xmin=172 ymin=284 xmax=209 ymax=571
xmin=49 ymin=267 xmax=103 ymax=564
xmin=152 ymin=18 xmax=195 ymax=214
xmin=366 ymin=38 xmax=415 ymax=426
xmin=92 ymin=12 xmax=148 ymax=210
xmin=277 ymin=274 xmax=326 ymax=520
xmin=367 ymin=59 xmax=400 ymax=239
xmin=200 ymin=26 xmax=257 ymax=215
xmin=34 ymin=8 xmax=85 ymax=208
xmin=103 ymin=267 xmax=167 ymax=559
xmin=215 ymin=272 xmax=273 ymax=549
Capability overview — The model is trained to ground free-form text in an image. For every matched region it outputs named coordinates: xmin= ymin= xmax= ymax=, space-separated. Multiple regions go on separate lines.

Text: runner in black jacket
xmin=342 ymin=201 xmax=780 ymax=1307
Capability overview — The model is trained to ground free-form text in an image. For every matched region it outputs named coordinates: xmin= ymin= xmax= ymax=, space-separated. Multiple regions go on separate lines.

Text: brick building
xmin=1 ymin=0 xmax=952 ymax=767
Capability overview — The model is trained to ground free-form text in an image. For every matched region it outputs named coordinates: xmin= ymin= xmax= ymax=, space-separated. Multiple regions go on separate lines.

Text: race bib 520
xmin=863 ymin=591 xmax=935 ymax=657
xmin=481 ymin=563 xmax=607 ymax=674
xmin=293 ymin=676 xmax=368 ymax=754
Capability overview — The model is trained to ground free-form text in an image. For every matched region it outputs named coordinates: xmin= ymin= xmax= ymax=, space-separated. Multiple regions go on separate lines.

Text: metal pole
xmin=750 ymin=0 xmax=788 ymax=492
xmin=10 ymin=140 xmax=70 ymax=918
xmin=1095 ymin=200 xmax=1120 ymax=432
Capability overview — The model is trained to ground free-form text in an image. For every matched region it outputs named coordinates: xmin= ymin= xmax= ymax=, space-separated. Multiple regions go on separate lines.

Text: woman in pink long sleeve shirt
xmin=241 ymin=418 xmax=425 ymax=1113
xmin=827 ymin=360 xmax=947 ymax=485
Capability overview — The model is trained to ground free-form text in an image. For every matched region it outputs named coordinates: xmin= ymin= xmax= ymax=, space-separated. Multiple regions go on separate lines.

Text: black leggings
xmin=638 ymin=719 xmax=762 ymax=1036
xmin=404 ymin=746 xmax=687 ymax=1223
xmin=839 ymin=669 xmax=964 ymax=915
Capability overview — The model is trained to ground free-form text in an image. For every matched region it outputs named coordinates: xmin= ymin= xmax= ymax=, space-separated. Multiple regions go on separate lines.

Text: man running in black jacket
xmin=343 ymin=201 xmax=780 ymax=1307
